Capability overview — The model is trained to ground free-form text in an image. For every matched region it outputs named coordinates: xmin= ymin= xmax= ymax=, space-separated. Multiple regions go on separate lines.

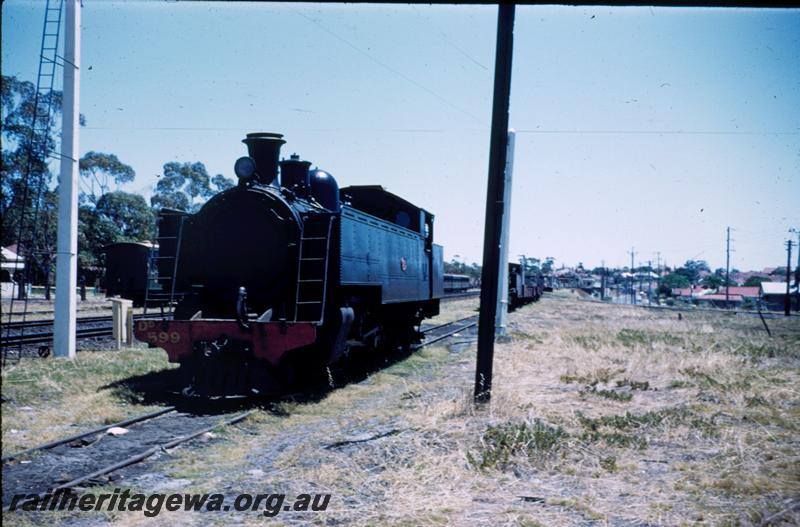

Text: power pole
xmin=628 ymin=248 xmax=636 ymax=305
xmin=791 ymin=228 xmax=800 ymax=312
xmin=786 ymin=240 xmax=794 ymax=317
xmin=655 ymin=251 xmax=661 ymax=303
xmin=648 ymin=260 xmax=652 ymax=306
xmin=638 ymin=261 xmax=643 ymax=296
xmin=54 ymin=0 xmax=81 ymax=359
xmin=725 ymin=226 xmax=731 ymax=308
xmin=600 ymin=259 xmax=605 ymax=301
xmin=474 ymin=4 xmax=515 ymax=404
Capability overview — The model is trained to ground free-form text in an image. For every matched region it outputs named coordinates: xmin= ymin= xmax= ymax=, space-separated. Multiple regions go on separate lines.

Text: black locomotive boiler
xmin=135 ymin=132 xmax=444 ymax=395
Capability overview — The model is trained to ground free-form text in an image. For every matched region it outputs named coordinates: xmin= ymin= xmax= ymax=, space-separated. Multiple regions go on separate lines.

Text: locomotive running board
xmin=134 ymin=318 xmax=316 ymax=365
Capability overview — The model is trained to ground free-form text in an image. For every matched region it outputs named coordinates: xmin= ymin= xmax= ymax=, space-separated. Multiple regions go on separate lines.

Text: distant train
xmin=443 ymin=274 xmax=471 ymax=293
xmin=508 ymin=262 xmax=543 ymax=310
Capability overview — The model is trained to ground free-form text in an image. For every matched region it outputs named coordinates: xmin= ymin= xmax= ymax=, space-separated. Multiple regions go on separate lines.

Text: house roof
xmin=761 ymin=282 xmax=799 ymax=295
xmin=671 ymin=286 xmax=706 ymax=297
xmin=1 ymin=246 xmax=24 ymax=271
xmin=718 ymin=286 xmax=760 ymax=298
xmin=697 ymin=294 xmax=744 ymax=302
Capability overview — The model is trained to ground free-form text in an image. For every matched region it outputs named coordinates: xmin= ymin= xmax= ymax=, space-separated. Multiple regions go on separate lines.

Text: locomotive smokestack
xmin=242 ymin=132 xmax=285 ymax=185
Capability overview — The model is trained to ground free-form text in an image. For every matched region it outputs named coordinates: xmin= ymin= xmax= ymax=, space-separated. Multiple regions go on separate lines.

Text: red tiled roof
xmin=719 ymin=286 xmax=760 ymax=298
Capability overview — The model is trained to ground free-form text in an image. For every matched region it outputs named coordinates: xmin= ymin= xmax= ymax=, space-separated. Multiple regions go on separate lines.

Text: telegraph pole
xmin=628 ymin=248 xmax=636 ymax=305
xmin=474 ymin=4 xmax=515 ymax=404
xmin=786 ymin=240 xmax=794 ymax=317
xmin=791 ymin=228 xmax=800 ymax=312
xmin=725 ymin=227 xmax=731 ymax=307
xmin=54 ymin=0 xmax=80 ymax=359
xmin=655 ymin=251 xmax=661 ymax=302
xmin=600 ymin=260 xmax=605 ymax=301
xmin=648 ymin=260 xmax=652 ymax=306
xmin=638 ymin=261 xmax=643 ymax=297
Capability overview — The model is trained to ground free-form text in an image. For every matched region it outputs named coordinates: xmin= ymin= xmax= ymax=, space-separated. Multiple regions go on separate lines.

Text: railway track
xmin=2 ymin=407 xmax=255 ymax=510
xmin=2 ymin=315 xmax=479 ymax=507
xmin=417 ymin=314 xmax=479 ymax=347
xmin=1 ymin=314 xmax=153 ymax=348
xmin=2 ymin=315 xmax=117 ymax=332
xmin=441 ymin=290 xmax=480 ymax=301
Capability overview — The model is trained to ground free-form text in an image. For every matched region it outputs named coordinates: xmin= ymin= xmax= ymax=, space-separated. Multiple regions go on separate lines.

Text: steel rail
xmin=50 ymin=410 xmax=256 ymax=494
xmin=421 ymin=315 xmax=479 ymax=335
xmin=415 ymin=315 xmax=479 ymax=349
xmin=2 ymin=327 xmax=113 ymax=347
xmin=2 ymin=410 xmax=256 ymax=512
xmin=2 ymin=406 xmax=177 ymax=462
xmin=441 ymin=291 xmax=480 ymax=302
xmin=2 ymin=313 xmax=152 ymax=333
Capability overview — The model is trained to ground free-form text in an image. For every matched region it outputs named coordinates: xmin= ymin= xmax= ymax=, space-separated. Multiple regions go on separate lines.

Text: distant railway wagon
xmin=508 ymin=263 xmax=543 ymax=310
xmin=443 ymin=274 xmax=471 ymax=293
xmin=104 ymin=241 xmax=154 ymax=306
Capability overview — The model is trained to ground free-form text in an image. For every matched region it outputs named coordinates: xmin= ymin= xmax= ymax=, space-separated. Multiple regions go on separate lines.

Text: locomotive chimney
xmin=279 ymin=154 xmax=312 ymax=195
xmin=242 ymin=132 xmax=285 ymax=185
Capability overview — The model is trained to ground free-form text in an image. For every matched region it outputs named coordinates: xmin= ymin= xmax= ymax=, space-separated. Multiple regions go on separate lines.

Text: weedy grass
xmin=469 ymin=419 xmax=568 ymax=469
xmin=580 ymin=387 xmax=633 ymax=402
xmin=559 ymin=367 xmax=624 ymax=386
xmin=615 ymin=378 xmax=650 ymax=391
xmin=1 ymin=348 xmax=174 ymax=452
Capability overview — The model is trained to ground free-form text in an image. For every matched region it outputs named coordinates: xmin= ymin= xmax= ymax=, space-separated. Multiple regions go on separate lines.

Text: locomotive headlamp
xmin=234 ymin=156 xmax=257 ymax=180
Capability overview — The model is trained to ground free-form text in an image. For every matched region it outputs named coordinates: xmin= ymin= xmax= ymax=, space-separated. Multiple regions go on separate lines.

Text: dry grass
xmin=1 ymin=348 xmax=174 ymax=453
xmin=4 ymin=293 xmax=799 ymax=526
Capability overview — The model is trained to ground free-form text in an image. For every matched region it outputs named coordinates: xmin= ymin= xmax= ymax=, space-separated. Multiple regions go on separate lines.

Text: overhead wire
xmin=283 ymin=3 xmax=488 ymax=127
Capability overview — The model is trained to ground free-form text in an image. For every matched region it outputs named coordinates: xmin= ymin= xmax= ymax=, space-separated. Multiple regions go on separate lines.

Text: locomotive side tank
xmin=135 ymin=132 xmax=443 ymax=396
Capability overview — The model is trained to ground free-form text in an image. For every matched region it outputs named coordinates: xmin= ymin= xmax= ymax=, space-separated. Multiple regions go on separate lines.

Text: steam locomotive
xmin=508 ymin=262 xmax=543 ymax=310
xmin=135 ymin=133 xmax=444 ymax=396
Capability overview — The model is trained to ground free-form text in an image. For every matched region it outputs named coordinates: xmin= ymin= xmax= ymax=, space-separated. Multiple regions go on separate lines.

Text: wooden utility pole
xmin=600 ymin=260 xmax=605 ymax=301
xmin=725 ymin=227 xmax=731 ymax=307
xmin=54 ymin=0 xmax=80 ymax=359
xmin=786 ymin=240 xmax=794 ymax=317
xmin=791 ymin=228 xmax=799 ymax=312
xmin=474 ymin=4 xmax=515 ymax=404
xmin=628 ymin=248 xmax=636 ymax=305
xmin=655 ymin=251 xmax=661 ymax=301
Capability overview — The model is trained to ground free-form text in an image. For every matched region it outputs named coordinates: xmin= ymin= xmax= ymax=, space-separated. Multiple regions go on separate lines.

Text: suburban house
xmin=760 ymin=281 xmax=799 ymax=311
xmin=1 ymin=245 xmax=24 ymax=298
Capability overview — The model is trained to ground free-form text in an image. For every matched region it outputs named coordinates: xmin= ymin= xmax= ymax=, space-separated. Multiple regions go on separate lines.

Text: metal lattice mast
xmin=3 ymin=0 xmax=65 ymax=365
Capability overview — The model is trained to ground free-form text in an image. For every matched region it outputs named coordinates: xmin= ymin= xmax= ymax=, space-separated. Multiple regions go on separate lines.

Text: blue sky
xmin=3 ymin=1 xmax=799 ymax=271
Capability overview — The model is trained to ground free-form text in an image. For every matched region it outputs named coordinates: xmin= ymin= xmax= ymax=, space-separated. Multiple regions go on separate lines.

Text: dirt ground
xmin=2 ymin=293 xmax=799 ymax=526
